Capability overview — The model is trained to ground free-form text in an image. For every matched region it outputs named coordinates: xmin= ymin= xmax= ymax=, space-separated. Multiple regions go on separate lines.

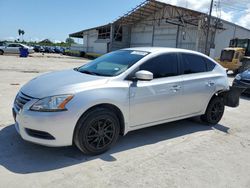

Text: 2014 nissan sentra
xmin=13 ymin=47 xmax=240 ymax=155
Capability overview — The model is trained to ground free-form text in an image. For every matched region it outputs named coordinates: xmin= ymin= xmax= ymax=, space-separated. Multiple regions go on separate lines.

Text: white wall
xmin=93 ymin=42 xmax=107 ymax=54
xmin=130 ymin=25 xmax=153 ymax=47
xmin=214 ymin=21 xmax=250 ymax=57
xmin=82 ymin=30 xmax=108 ymax=54
xmin=130 ymin=19 xmax=204 ymax=53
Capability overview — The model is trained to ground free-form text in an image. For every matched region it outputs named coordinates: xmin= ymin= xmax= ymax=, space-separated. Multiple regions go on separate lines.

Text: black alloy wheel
xmin=86 ymin=117 xmax=116 ymax=150
xmin=74 ymin=108 xmax=120 ymax=155
xmin=210 ymin=101 xmax=224 ymax=122
xmin=201 ymin=97 xmax=225 ymax=125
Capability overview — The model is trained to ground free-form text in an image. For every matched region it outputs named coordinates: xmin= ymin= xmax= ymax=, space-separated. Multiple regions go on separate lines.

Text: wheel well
xmin=207 ymin=91 xmax=225 ymax=104
xmin=76 ymin=103 xmax=125 ymax=136
xmin=205 ymin=91 xmax=224 ymax=110
xmin=210 ymin=91 xmax=224 ymax=100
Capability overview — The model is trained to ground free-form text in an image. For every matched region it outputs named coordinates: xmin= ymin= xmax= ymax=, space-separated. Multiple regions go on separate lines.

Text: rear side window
xmin=205 ymin=58 xmax=216 ymax=71
xmin=181 ymin=53 xmax=207 ymax=74
xmin=139 ymin=53 xmax=178 ymax=78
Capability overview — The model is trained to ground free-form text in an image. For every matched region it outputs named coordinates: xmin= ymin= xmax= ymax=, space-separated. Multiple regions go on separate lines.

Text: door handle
xmin=206 ymin=81 xmax=215 ymax=87
xmin=170 ymin=85 xmax=181 ymax=92
xmin=172 ymin=85 xmax=181 ymax=89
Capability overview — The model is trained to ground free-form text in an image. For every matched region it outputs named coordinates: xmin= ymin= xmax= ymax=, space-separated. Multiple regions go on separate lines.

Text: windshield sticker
xmin=131 ymin=51 xmax=148 ymax=56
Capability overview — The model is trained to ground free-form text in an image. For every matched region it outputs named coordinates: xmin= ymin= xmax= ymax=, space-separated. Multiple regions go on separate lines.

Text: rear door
xmin=129 ymin=53 xmax=183 ymax=127
xmin=179 ymin=53 xmax=216 ymax=115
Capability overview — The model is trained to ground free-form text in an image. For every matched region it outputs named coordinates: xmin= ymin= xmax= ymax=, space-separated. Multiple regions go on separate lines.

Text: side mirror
xmin=135 ymin=70 xmax=153 ymax=81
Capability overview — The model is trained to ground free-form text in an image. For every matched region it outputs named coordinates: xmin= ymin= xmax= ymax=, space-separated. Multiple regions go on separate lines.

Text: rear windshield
xmin=220 ymin=50 xmax=234 ymax=61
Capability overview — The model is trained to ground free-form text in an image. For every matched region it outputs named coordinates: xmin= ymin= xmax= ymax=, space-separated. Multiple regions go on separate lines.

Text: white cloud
xmin=237 ymin=8 xmax=250 ymax=29
xmin=212 ymin=10 xmax=234 ymax=22
xmin=157 ymin=0 xmax=211 ymax=13
xmin=54 ymin=40 xmax=62 ymax=43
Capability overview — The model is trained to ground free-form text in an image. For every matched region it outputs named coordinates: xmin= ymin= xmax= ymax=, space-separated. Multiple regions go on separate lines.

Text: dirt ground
xmin=0 ymin=53 xmax=250 ymax=188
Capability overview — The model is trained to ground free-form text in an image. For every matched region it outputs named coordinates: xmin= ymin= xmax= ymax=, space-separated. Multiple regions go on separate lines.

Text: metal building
xmin=69 ymin=0 xmax=250 ymax=58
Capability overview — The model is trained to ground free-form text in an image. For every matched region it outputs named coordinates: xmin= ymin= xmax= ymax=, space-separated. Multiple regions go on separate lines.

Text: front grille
xmin=14 ymin=92 xmax=35 ymax=112
xmin=25 ymin=128 xmax=55 ymax=140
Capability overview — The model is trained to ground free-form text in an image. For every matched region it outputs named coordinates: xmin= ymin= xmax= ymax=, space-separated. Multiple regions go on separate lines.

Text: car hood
xmin=21 ymin=69 xmax=109 ymax=98
xmin=241 ymin=70 xmax=250 ymax=80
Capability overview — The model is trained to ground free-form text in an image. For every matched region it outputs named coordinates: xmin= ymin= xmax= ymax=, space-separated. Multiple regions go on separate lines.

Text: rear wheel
xmin=74 ymin=108 xmax=120 ymax=155
xmin=201 ymin=97 xmax=225 ymax=125
xmin=0 ymin=50 xmax=4 ymax=55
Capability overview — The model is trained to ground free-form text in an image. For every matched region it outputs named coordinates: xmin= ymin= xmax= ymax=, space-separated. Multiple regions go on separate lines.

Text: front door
xmin=129 ymin=53 xmax=183 ymax=127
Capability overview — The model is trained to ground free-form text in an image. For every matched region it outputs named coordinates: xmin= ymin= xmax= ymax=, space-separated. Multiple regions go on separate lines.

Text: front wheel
xmin=201 ymin=97 xmax=225 ymax=125
xmin=74 ymin=108 xmax=120 ymax=155
xmin=0 ymin=50 xmax=4 ymax=55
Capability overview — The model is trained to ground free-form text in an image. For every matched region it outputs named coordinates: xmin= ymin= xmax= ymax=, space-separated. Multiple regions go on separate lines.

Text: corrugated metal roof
xmin=69 ymin=0 xmax=250 ymax=38
xmin=113 ymin=0 xmax=203 ymax=25
xmin=69 ymin=24 xmax=111 ymax=38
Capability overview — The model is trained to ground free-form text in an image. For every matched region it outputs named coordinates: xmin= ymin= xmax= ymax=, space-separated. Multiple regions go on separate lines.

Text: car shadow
xmin=0 ymin=120 xmax=229 ymax=174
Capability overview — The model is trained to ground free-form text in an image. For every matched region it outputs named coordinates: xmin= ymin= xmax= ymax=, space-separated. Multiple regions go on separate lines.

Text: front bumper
xmin=12 ymin=105 xmax=78 ymax=147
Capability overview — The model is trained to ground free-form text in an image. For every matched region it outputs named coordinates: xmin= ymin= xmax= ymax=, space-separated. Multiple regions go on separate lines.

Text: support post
xmin=195 ymin=20 xmax=201 ymax=51
xmin=151 ymin=24 xmax=155 ymax=47
xmin=86 ymin=31 xmax=89 ymax=53
xmin=110 ymin=24 xmax=114 ymax=52
xmin=176 ymin=25 xmax=180 ymax=48
xmin=205 ymin=0 xmax=214 ymax=55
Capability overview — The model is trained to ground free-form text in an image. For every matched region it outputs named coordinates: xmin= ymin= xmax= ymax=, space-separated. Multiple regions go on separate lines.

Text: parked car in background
xmin=54 ymin=46 xmax=65 ymax=54
xmin=33 ymin=45 xmax=45 ymax=53
xmin=0 ymin=41 xmax=6 ymax=47
xmin=13 ymin=47 xmax=241 ymax=155
xmin=44 ymin=46 xmax=55 ymax=53
xmin=0 ymin=43 xmax=34 ymax=55
xmin=233 ymin=69 xmax=250 ymax=94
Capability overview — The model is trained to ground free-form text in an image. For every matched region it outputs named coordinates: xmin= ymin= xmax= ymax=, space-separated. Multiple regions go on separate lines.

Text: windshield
xmin=235 ymin=39 xmax=248 ymax=48
xmin=76 ymin=50 xmax=149 ymax=76
xmin=220 ymin=50 xmax=234 ymax=61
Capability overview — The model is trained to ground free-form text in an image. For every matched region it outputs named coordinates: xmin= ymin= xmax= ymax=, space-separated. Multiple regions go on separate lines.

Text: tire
xmin=74 ymin=107 xmax=120 ymax=155
xmin=0 ymin=50 xmax=4 ymax=55
xmin=201 ymin=97 xmax=225 ymax=125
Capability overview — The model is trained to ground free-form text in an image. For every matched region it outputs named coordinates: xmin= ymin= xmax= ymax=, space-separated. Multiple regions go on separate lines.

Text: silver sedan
xmin=0 ymin=43 xmax=34 ymax=55
xmin=13 ymin=47 xmax=239 ymax=155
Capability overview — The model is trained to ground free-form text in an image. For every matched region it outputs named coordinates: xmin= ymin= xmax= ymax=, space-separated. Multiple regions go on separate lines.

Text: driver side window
xmin=139 ymin=53 xmax=179 ymax=79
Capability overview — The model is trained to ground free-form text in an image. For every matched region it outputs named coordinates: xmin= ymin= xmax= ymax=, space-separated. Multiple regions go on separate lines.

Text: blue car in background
xmin=54 ymin=46 xmax=65 ymax=54
xmin=233 ymin=69 xmax=250 ymax=95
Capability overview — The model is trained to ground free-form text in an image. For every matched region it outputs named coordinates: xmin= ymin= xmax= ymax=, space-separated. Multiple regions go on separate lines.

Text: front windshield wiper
xmin=78 ymin=69 xmax=109 ymax=76
xmin=79 ymin=70 xmax=99 ymax=75
xmin=75 ymin=68 xmax=112 ymax=77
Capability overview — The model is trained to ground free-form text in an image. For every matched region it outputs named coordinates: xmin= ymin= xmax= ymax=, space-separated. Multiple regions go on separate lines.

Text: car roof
xmin=122 ymin=47 xmax=206 ymax=56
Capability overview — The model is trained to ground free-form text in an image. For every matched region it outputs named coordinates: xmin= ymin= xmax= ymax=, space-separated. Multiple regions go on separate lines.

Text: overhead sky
xmin=0 ymin=0 xmax=249 ymax=43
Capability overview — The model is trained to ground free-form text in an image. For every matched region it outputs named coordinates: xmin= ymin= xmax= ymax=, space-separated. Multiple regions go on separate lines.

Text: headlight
xmin=30 ymin=95 xmax=73 ymax=112
xmin=235 ymin=74 xmax=241 ymax=80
